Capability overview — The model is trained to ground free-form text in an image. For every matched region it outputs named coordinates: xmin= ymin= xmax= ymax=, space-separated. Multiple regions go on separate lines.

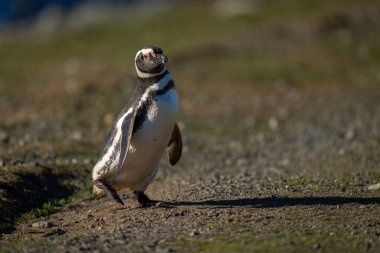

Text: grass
xmin=177 ymin=230 xmax=379 ymax=253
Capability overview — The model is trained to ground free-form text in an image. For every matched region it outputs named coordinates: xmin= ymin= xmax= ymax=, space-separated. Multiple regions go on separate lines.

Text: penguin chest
xmin=119 ymin=89 xmax=179 ymax=184
xmin=133 ymin=92 xmax=179 ymax=152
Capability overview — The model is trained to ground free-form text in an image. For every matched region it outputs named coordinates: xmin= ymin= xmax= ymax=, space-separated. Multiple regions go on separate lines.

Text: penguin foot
xmin=94 ymin=180 xmax=124 ymax=206
xmin=134 ymin=191 xmax=158 ymax=207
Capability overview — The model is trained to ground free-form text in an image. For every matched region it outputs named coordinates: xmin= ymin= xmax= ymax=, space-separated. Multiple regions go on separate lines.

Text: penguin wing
xmin=116 ymin=106 xmax=138 ymax=173
xmin=167 ymin=123 xmax=182 ymax=166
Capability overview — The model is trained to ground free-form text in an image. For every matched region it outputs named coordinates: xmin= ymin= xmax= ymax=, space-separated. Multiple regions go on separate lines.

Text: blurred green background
xmin=1 ymin=0 xmax=379 ymax=140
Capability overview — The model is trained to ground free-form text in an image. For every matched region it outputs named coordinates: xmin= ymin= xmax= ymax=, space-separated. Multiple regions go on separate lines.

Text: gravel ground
xmin=1 ymin=87 xmax=380 ymax=252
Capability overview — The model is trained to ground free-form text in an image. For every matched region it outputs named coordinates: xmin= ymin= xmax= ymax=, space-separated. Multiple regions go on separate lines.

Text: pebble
xmin=368 ymin=183 xmax=380 ymax=190
xmin=43 ymin=228 xmax=65 ymax=237
xmin=345 ymin=128 xmax=355 ymax=140
xmin=190 ymin=229 xmax=200 ymax=236
xmin=155 ymin=202 xmax=166 ymax=208
xmin=164 ymin=248 xmax=175 ymax=253
xmin=268 ymin=117 xmax=278 ymax=130
xmin=0 ymin=131 xmax=9 ymax=143
xmin=32 ymin=221 xmax=53 ymax=229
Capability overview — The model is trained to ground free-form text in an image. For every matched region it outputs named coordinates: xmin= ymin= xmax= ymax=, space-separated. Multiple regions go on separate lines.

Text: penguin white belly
xmin=115 ymin=89 xmax=179 ymax=190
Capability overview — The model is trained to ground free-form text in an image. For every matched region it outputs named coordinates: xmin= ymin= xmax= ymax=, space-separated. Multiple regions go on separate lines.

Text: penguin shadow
xmin=171 ymin=196 xmax=380 ymax=208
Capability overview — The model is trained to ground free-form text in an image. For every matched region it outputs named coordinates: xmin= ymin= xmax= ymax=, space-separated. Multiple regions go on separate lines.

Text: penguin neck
xmin=137 ymin=70 xmax=170 ymax=88
xmin=136 ymin=66 xmax=167 ymax=80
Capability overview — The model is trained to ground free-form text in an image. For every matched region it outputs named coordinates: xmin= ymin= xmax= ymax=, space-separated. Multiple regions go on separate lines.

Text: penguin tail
xmin=93 ymin=180 xmax=124 ymax=206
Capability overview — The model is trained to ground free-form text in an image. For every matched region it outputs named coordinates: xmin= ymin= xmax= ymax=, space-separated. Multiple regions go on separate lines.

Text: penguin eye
xmin=143 ymin=54 xmax=148 ymax=59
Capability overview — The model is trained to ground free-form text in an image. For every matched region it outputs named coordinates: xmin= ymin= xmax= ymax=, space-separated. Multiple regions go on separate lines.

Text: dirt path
xmin=2 ymin=88 xmax=380 ymax=252
xmin=2 ymin=174 xmax=380 ymax=252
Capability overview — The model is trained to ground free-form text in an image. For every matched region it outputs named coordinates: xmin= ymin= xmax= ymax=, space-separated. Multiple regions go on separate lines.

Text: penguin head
xmin=135 ymin=46 xmax=168 ymax=78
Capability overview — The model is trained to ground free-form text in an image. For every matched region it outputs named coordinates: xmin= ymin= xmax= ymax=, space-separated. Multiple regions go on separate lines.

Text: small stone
xmin=225 ymin=158 xmax=233 ymax=166
xmin=279 ymin=158 xmax=290 ymax=166
xmin=18 ymin=140 xmax=25 ymax=147
xmin=313 ymin=243 xmax=321 ymax=249
xmin=190 ymin=229 xmax=200 ymax=236
xmin=345 ymin=128 xmax=355 ymax=140
xmin=71 ymin=131 xmax=82 ymax=141
xmin=114 ymin=239 xmax=126 ymax=245
xmin=268 ymin=117 xmax=278 ymax=130
xmin=155 ymin=202 xmax=166 ymax=207
xmin=368 ymin=183 xmax=380 ymax=190
xmin=32 ymin=221 xmax=53 ymax=229
xmin=0 ymin=131 xmax=9 ymax=143
xmin=43 ymin=228 xmax=65 ymax=237
xmin=159 ymin=248 xmax=175 ymax=253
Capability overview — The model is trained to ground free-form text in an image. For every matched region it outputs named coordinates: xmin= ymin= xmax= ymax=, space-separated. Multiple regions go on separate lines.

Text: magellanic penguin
xmin=92 ymin=46 xmax=182 ymax=207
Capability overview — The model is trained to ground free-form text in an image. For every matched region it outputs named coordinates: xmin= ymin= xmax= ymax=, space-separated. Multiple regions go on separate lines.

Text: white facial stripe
xmin=135 ymin=50 xmax=142 ymax=61
xmin=142 ymin=48 xmax=155 ymax=58
xmin=135 ymin=67 xmax=166 ymax=78
xmin=135 ymin=48 xmax=155 ymax=61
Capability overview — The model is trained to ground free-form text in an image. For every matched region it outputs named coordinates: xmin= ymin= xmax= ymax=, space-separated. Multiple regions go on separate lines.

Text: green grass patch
xmin=177 ymin=230 xmax=379 ymax=253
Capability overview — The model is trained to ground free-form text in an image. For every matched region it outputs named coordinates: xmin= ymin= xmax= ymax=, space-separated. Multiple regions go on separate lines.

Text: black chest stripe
xmin=132 ymin=79 xmax=175 ymax=133
xmin=156 ymin=80 xmax=175 ymax=97
xmin=133 ymin=95 xmax=153 ymax=134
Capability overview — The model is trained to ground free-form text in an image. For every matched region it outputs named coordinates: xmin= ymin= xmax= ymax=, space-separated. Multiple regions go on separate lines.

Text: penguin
xmin=91 ymin=46 xmax=182 ymax=207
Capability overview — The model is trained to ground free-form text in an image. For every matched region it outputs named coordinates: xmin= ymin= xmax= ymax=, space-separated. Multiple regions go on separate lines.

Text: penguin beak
xmin=157 ymin=54 xmax=168 ymax=64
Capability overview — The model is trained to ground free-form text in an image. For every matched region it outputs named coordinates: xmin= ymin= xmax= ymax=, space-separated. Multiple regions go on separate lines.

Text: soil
xmin=1 ymin=86 xmax=380 ymax=252
xmin=1 ymin=1 xmax=380 ymax=252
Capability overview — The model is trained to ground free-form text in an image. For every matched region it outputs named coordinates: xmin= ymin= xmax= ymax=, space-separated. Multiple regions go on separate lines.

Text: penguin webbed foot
xmin=94 ymin=180 xmax=124 ymax=206
xmin=134 ymin=191 xmax=158 ymax=208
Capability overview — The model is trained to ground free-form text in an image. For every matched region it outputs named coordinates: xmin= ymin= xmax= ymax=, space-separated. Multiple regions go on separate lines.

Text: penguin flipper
xmin=116 ymin=107 xmax=138 ymax=172
xmin=167 ymin=123 xmax=182 ymax=166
